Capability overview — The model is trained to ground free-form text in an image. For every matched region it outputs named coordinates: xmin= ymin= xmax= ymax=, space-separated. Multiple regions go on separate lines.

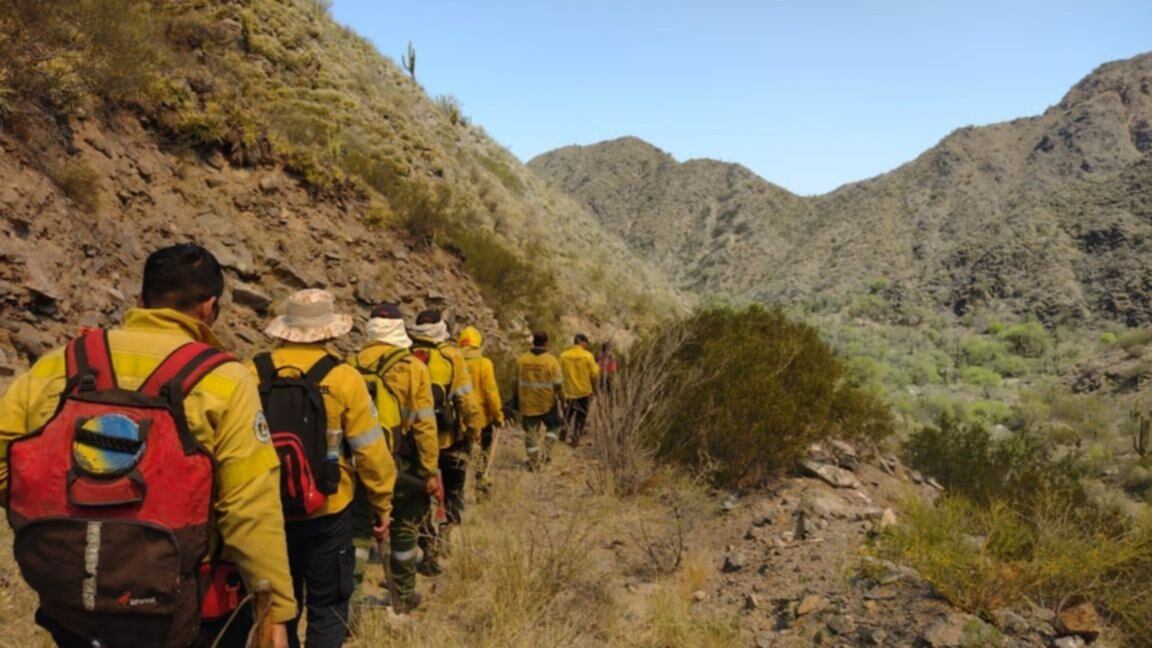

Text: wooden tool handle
xmin=251 ymin=579 xmax=275 ymax=648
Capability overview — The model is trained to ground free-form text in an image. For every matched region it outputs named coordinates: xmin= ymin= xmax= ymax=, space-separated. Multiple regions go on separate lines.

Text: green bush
xmin=904 ymin=414 xmax=1082 ymax=507
xmin=960 ymin=366 xmax=1003 ymax=390
xmin=654 ymin=305 xmax=895 ymax=487
xmin=1000 ymin=322 xmax=1050 ymax=358
xmin=959 ymin=336 xmax=1003 ymax=366
xmin=992 ymin=353 xmax=1029 ymax=378
xmin=904 ymin=351 xmax=948 ymax=385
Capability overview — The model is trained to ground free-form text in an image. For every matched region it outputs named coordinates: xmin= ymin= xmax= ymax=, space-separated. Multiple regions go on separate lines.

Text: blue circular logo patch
xmin=73 ymin=414 xmax=146 ymax=477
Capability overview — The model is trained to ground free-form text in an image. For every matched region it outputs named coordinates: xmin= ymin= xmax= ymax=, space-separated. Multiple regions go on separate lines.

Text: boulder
xmin=921 ymin=614 xmax=968 ymax=647
xmin=1056 ymin=601 xmax=1101 ymax=641
xmin=801 ymin=460 xmax=862 ymax=489
xmin=799 ymin=489 xmax=855 ymax=519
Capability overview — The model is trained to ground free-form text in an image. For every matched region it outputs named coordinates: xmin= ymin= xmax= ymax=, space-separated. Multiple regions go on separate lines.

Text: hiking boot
xmin=377 ymin=591 xmax=423 ymax=613
xmin=417 ymin=557 xmax=442 ymax=577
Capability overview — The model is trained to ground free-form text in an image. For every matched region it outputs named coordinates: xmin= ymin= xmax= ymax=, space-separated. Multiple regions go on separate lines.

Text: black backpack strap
xmin=253 ymin=353 xmax=276 ymax=392
xmin=305 ymin=355 xmax=340 ymax=385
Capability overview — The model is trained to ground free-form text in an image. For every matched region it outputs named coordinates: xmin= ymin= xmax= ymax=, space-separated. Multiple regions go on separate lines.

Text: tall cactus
xmin=401 ymin=41 xmax=416 ymax=81
xmin=1132 ymin=405 xmax=1150 ymax=457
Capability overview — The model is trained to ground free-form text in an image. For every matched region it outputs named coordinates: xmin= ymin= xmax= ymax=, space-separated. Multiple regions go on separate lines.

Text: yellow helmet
xmin=458 ymin=326 xmax=483 ymax=349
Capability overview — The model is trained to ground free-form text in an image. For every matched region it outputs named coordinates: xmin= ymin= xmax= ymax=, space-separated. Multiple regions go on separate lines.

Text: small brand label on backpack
xmin=117 ymin=591 xmax=158 ymax=607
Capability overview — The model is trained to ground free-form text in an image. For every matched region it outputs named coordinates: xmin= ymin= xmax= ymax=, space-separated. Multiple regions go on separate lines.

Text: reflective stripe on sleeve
xmin=216 ymin=447 xmax=281 ymax=492
xmin=348 ymin=425 xmax=385 ymax=451
xmin=451 ymin=383 xmax=474 ymax=397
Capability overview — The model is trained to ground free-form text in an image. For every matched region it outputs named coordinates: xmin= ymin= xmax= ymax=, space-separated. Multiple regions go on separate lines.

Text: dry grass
xmin=0 ymin=447 xmax=732 ymax=648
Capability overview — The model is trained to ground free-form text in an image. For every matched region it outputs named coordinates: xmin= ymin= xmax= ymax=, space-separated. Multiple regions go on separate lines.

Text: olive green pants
xmin=522 ymin=407 xmax=563 ymax=469
xmin=390 ymin=475 xmax=430 ymax=602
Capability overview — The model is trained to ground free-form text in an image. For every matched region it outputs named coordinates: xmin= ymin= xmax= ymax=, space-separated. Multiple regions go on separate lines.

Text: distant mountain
xmin=530 ymin=53 xmax=1152 ymax=325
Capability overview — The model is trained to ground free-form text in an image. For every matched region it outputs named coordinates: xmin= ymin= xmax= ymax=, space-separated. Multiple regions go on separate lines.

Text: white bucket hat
xmin=263 ymin=289 xmax=353 ymax=343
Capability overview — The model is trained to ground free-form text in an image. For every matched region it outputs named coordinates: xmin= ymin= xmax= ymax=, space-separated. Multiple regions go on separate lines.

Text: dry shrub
xmin=878 ymin=494 xmax=1152 ymax=645
xmin=47 ymin=159 xmax=102 ymax=213
xmin=657 ymin=305 xmax=895 ymax=487
xmin=587 ymin=323 xmax=694 ymax=496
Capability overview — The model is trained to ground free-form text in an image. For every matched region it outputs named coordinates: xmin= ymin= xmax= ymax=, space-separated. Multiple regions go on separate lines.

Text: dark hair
xmin=574 ymin=333 xmax=589 ymax=344
xmin=532 ymin=331 xmax=549 ymax=347
xmin=416 ymin=309 xmax=442 ymax=325
xmin=371 ymin=302 xmax=404 ymax=319
xmin=141 ymin=244 xmax=225 ymax=310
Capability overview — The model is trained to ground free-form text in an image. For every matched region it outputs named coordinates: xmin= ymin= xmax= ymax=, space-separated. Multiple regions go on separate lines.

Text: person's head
xmin=459 ymin=326 xmax=483 ymax=349
xmin=574 ymin=333 xmax=589 ymax=349
xmin=140 ymin=244 xmax=225 ymax=325
xmin=370 ymin=302 xmax=404 ymax=321
xmin=416 ymin=309 xmax=442 ymax=325
xmin=532 ymin=331 xmax=549 ymax=349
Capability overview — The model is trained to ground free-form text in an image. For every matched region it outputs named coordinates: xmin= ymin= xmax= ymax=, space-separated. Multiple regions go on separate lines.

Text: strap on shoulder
xmin=66 ymin=329 xmax=116 ymax=392
xmin=373 ymin=348 xmax=411 ymax=377
xmin=140 ymin=342 xmax=235 ymax=399
xmin=253 ymin=352 xmax=276 ymax=390
xmin=305 ymin=355 xmax=340 ymax=385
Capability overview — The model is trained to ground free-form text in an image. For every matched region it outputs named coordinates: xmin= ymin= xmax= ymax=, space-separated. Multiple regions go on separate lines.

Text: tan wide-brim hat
xmin=264 ymin=288 xmax=354 ymax=343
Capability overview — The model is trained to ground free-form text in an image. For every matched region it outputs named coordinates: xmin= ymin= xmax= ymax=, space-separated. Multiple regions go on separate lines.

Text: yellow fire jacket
xmin=247 ymin=343 xmax=395 ymax=521
xmin=0 ymin=309 xmax=297 ymax=623
xmin=560 ymin=345 xmax=601 ymax=400
xmin=349 ymin=343 xmax=440 ymax=479
xmin=516 ymin=349 xmax=563 ymax=417
xmin=461 ymin=347 xmax=504 ymax=429
xmin=411 ymin=338 xmax=483 ymax=448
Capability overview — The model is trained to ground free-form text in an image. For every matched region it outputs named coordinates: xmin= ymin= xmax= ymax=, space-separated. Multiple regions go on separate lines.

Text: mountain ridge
xmin=530 ymin=52 xmax=1152 ymax=325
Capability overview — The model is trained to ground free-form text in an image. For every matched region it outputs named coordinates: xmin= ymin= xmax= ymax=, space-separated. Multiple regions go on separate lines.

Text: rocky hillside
xmin=531 ymin=53 xmax=1152 ymax=326
xmin=0 ymin=0 xmax=682 ymax=380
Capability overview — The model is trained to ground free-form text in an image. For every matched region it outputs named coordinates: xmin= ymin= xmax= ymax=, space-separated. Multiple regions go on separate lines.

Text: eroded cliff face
xmin=0 ymin=112 xmax=503 ymax=384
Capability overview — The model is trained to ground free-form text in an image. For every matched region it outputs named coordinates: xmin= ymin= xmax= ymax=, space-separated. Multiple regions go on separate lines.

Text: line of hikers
xmin=0 ymin=244 xmax=613 ymax=648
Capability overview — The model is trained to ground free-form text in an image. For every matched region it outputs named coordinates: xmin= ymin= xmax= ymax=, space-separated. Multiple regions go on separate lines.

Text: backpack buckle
xmin=78 ymin=373 xmax=98 ymax=392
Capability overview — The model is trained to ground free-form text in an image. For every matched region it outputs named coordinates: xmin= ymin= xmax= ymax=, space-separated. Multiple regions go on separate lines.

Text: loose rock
xmin=795 ymin=594 xmax=828 ymax=617
xmin=722 ymin=552 xmax=745 ymax=573
xmin=232 ymin=282 xmax=273 ymax=312
xmin=801 ymin=460 xmax=863 ymax=489
xmin=1056 ymin=601 xmax=1101 ymax=641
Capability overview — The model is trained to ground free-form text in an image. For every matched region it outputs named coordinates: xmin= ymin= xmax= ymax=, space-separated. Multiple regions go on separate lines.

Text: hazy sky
xmin=329 ymin=1 xmax=1150 ymax=195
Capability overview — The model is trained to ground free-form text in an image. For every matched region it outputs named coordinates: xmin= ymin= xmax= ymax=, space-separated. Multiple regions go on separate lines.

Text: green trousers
xmin=390 ymin=475 xmax=430 ymax=602
xmin=523 ymin=407 xmax=563 ymax=469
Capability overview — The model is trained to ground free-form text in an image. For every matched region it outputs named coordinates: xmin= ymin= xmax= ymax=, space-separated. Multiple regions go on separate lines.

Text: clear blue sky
xmin=329 ymin=1 xmax=1150 ymax=195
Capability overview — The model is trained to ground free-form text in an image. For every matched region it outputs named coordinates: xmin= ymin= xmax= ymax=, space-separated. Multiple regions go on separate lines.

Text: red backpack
xmin=7 ymin=330 xmax=234 ymax=648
